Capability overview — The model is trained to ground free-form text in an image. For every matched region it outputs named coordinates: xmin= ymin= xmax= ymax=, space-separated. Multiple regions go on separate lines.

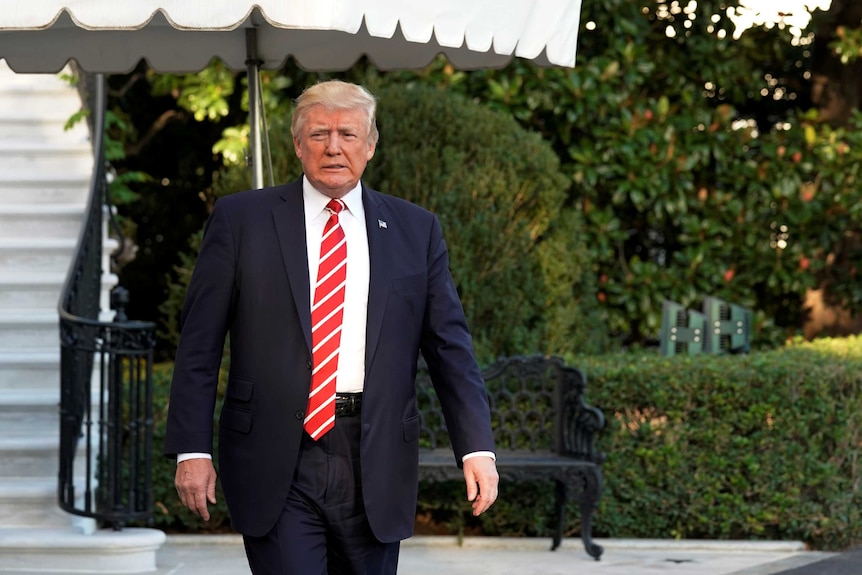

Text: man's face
xmin=293 ymin=105 xmax=376 ymax=198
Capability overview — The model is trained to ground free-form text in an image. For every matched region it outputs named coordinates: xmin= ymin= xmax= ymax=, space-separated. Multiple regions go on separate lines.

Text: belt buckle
xmin=336 ymin=393 xmax=360 ymax=417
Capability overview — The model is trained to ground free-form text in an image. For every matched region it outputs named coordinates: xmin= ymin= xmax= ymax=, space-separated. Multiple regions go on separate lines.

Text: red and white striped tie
xmin=304 ymin=199 xmax=347 ymax=440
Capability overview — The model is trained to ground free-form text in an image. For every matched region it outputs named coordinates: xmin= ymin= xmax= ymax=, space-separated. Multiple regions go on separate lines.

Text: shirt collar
xmin=302 ymin=175 xmax=363 ymax=218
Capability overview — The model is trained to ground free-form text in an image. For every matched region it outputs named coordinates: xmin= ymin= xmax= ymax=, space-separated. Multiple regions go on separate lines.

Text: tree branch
xmin=124 ymin=109 xmax=184 ymax=157
xmin=108 ymin=72 xmax=148 ymax=99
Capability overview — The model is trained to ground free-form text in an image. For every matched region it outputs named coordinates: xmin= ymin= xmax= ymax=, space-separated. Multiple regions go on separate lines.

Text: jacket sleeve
xmin=419 ymin=214 xmax=495 ymax=464
xmin=163 ymin=199 xmax=237 ymax=457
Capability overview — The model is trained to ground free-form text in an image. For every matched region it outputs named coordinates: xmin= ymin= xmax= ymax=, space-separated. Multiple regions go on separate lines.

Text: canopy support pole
xmin=246 ymin=28 xmax=264 ymax=190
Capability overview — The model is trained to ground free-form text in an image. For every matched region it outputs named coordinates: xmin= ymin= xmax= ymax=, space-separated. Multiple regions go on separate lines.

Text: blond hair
xmin=291 ymin=80 xmax=379 ymax=145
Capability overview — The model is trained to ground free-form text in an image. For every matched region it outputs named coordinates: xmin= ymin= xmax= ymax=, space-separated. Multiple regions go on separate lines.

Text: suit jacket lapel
xmin=272 ymin=181 xmax=312 ymax=353
xmin=363 ymin=186 xmax=390 ymax=371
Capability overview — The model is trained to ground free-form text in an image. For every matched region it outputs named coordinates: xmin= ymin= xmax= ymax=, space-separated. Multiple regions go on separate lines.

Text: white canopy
xmin=1 ymin=1 xmax=582 ymax=188
xmin=0 ymin=0 xmax=582 ymax=73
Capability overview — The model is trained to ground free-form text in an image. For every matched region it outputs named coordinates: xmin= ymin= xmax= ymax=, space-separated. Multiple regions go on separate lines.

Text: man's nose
xmin=325 ymin=135 xmax=342 ymax=154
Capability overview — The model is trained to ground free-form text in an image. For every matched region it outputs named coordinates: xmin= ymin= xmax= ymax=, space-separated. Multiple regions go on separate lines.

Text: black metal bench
xmin=416 ymin=355 xmax=606 ymax=560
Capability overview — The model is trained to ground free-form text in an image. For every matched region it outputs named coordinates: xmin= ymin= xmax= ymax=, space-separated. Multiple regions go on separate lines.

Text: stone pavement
xmin=767 ymin=547 xmax=862 ymax=575
xmin=0 ymin=534 xmax=848 ymax=574
xmin=151 ymin=536 xmax=831 ymax=575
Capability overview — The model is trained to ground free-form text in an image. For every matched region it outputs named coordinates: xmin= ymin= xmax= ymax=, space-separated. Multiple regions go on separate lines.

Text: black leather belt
xmin=335 ymin=393 xmax=362 ymax=417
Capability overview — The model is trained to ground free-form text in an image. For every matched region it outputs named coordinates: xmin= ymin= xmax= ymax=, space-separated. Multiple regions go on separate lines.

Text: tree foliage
xmin=112 ymin=0 xmax=862 ymax=353
xmin=379 ymin=0 xmax=862 ymax=347
xmin=366 ymin=84 xmax=607 ymax=361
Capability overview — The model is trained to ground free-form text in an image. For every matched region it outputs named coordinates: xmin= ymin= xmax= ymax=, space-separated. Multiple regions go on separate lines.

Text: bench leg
xmin=579 ymin=467 xmax=604 ymax=561
xmin=551 ymin=479 xmax=566 ymax=551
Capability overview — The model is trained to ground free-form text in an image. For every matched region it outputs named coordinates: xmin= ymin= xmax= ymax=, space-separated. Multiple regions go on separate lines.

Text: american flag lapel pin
xmin=378 ymin=219 xmax=387 ymax=229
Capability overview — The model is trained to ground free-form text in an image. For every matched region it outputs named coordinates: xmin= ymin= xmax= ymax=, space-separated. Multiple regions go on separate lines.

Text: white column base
xmin=0 ymin=527 xmax=165 ymax=574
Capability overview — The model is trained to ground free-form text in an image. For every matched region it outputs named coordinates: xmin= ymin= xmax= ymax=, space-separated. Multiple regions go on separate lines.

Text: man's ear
xmin=293 ymin=136 xmax=303 ymax=159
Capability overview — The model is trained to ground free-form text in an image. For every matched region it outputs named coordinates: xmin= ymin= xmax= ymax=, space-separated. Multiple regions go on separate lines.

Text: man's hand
xmin=175 ymin=458 xmax=218 ymax=521
xmin=463 ymin=456 xmax=499 ymax=516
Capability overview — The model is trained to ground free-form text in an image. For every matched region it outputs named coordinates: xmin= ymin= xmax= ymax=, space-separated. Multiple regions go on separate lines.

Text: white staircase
xmin=0 ymin=61 xmax=164 ymax=572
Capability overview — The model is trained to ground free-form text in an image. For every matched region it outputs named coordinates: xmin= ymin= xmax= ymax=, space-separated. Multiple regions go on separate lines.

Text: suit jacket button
xmin=306 ymin=360 xmax=312 ymax=369
xmin=295 ymin=411 xmax=305 ymax=420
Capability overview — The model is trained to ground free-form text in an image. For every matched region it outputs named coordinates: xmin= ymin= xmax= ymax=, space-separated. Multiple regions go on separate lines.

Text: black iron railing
xmin=57 ymin=73 xmax=157 ymax=529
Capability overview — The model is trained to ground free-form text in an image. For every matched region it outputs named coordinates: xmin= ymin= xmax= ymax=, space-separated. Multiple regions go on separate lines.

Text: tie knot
xmin=326 ymin=199 xmax=345 ymax=215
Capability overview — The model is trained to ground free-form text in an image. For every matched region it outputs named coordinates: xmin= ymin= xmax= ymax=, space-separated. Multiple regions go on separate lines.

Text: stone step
xmin=0 ymin=271 xmax=66 ymax=310
xmin=0 ymin=478 xmax=71 ymax=528
xmin=0 ymin=349 xmax=59 ymax=390
xmin=0 ymin=394 xmax=58 ymax=437
xmin=0 ymin=309 xmax=59 ymax=349
xmin=0 ymin=238 xmax=76 ymax=274
xmin=0 ymin=85 xmax=84 ymax=118
xmin=0 ymin=98 xmax=82 ymax=122
xmin=0 ymin=382 xmax=104 ymax=437
xmin=0 ymin=408 xmax=60 ymax=441
xmin=0 ymin=116 xmax=80 ymax=142
xmin=0 ymin=204 xmax=85 ymax=238
xmin=0 ymin=527 xmax=165 ymax=574
xmin=0 ymin=435 xmax=62 ymax=477
xmin=0 ymin=174 xmax=89 ymax=205
xmin=0 ymin=140 xmax=93 ymax=177
xmin=0 ymin=115 xmax=89 ymax=145
xmin=0 ymin=272 xmax=118 ymax=313
xmin=0 ymin=385 xmax=59 ymax=405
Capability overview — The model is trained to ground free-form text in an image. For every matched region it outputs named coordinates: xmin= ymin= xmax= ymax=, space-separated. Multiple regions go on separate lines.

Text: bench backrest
xmin=416 ymin=355 xmax=603 ymax=458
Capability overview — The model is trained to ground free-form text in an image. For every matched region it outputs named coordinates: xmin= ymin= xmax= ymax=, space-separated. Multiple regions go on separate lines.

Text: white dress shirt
xmin=303 ymin=178 xmax=369 ymax=393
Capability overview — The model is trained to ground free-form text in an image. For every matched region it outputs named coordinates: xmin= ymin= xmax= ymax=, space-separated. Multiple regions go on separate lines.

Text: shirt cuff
xmin=177 ymin=452 xmax=212 ymax=463
xmin=462 ymin=451 xmax=496 ymax=462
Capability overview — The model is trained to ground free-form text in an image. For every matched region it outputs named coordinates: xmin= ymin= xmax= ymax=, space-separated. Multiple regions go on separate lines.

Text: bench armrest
xmin=560 ymin=367 xmax=606 ymax=464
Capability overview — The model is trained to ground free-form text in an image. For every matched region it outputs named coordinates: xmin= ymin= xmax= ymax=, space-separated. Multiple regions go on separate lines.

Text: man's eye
xmin=310 ymin=133 xmax=327 ymax=140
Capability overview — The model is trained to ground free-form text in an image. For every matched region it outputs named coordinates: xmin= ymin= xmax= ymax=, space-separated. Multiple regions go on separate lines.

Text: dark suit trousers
xmin=242 ymin=414 xmax=400 ymax=575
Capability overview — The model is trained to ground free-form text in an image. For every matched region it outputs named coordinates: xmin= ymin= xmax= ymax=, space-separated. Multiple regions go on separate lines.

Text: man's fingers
xmin=466 ymin=477 xmax=479 ymax=502
xmin=175 ymin=458 xmax=217 ymax=521
xmin=207 ymin=475 xmax=217 ymax=505
xmin=194 ymin=490 xmax=211 ymax=521
xmin=470 ymin=475 xmax=496 ymax=515
xmin=462 ymin=456 xmax=499 ymax=516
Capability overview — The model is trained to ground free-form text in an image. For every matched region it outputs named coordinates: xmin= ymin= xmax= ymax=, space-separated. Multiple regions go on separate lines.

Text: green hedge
xmin=400 ymin=337 xmax=862 ymax=549
xmin=578 ymin=335 xmax=862 ymax=550
xmin=147 ymin=336 xmax=862 ymax=550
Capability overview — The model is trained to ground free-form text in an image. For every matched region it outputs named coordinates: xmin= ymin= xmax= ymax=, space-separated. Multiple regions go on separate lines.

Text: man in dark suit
xmin=164 ymin=80 xmax=498 ymax=574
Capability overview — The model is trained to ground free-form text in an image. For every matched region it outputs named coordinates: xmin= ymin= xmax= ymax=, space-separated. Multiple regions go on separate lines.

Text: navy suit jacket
xmin=164 ymin=178 xmax=494 ymax=542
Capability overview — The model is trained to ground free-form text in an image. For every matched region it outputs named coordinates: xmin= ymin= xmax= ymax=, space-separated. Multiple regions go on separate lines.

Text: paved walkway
xmin=768 ymin=547 xmax=862 ymax=575
xmin=149 ymin=536 xmax=834 ymax=575
xmin=0 ymin=534 xmax=848 ymax=574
